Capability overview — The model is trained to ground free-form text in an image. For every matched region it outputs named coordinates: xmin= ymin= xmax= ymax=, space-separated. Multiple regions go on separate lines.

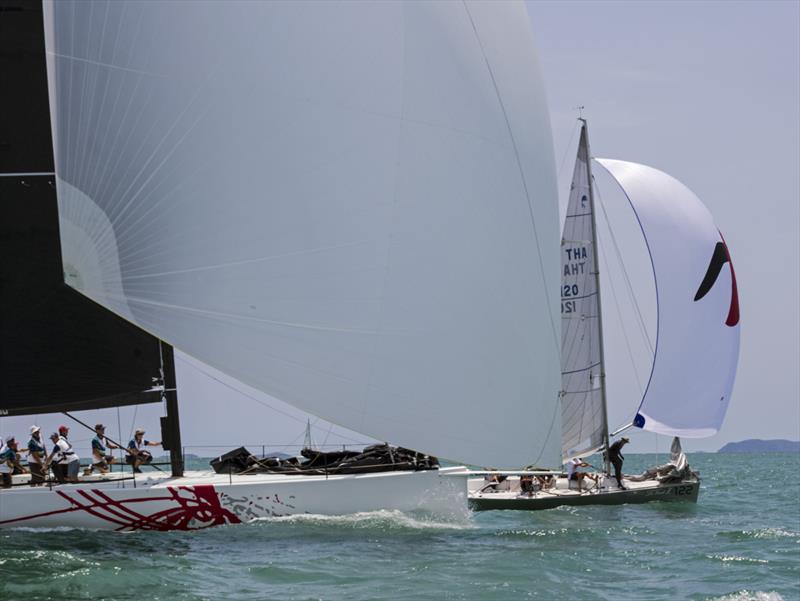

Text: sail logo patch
xmin=694 ymin=237 xmax=739 ymax=327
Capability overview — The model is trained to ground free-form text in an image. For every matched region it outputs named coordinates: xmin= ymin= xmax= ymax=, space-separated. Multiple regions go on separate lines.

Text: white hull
xmin=468 ymin=474 xmax=700 ymax=510
xmin=0 ymin=468 xmax=467 ymax=531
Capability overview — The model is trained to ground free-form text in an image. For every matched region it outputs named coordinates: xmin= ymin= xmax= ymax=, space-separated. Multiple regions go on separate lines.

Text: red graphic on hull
xmin=0 ymin=485 xmax=241 ymax=531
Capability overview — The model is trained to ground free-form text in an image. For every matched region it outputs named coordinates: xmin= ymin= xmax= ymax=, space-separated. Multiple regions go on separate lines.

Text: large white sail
xmin=596 ymin=159 xmax=740 ymax=437
xmin=560 ymin=126 xmax=607 ymax=459
xmin=43 ymin=1 xmax=562 ymax=467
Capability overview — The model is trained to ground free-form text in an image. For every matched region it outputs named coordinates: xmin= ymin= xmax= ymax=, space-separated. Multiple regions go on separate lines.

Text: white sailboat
xmin=1 ymin=1 xmax=564 ymax=530
xmin=469 ymin=120 xmax=741 ymax=510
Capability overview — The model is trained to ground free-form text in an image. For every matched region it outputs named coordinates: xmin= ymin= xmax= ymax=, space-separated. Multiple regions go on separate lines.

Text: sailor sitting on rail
xmin=480 ymin=472 xmax=508 ymax=493
xmin=87 ymin=424 xmax=119 ymax=475
xmin=127 ymin=428 xmax=161 ymax=474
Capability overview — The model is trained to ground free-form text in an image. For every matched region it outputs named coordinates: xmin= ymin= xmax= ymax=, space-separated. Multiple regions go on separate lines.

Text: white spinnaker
xmin=560 ymin=127 xmax=606 ymax=459
xmin=43 ymin=1 xmax=562 ymax=468
xmin=596 ymin=159 xmax=740 ymax=438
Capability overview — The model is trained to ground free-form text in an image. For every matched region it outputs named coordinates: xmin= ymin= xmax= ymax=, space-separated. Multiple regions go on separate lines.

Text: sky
xmin=2 ymin=1 xmax=798 ymax=460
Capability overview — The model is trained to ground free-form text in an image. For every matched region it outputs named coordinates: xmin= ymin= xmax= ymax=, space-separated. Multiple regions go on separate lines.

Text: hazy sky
xmin=2 ymin=1 xmax=797 ymax=460
xmin=528 ymin=0 xmax=800 ymax=453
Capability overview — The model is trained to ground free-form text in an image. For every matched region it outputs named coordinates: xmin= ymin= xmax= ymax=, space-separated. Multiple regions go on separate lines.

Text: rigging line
xmin=128 ymin=405 xmax=138 ymax=443
xmin=462 ymin=1 xmax=560 ymax=353
xmin=174 ymin=355 xmax=308 ymax=427
xmin=117 ymin=293 xmax=384 ymax=336
xmin=529 ymin=392 xmax=561 ymax=468
xmin=597 ymin=225 xmax=646 ymax=407
xmin=85 ymin=3 xmax=148 ymax=208
xmin=72 ymin=0 xmax=108 ymax=196
xmin=64 ymin=0 xmax=76 ymax=190
xmin=593 ymin=178 xmax=655 ymax=355
xmin=174 ymin=355 xmax=367 ymax=446
xmin=47 ymin=51 xmax=169 ymax=79
xmin=82 ymin=0 xmax=130 ymax=195
xmin=557 ymin=119 xmax=581 ymax=181
xmin=121 ymin=239 xmax=372 ymax=281
xmin=75 ymin=1 xmax=124 ymax=196
xmin=92 ymin=28 xmax=233 ymax=254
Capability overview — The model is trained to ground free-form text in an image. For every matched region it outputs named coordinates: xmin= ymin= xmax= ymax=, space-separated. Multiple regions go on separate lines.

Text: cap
xmin=5 ymin=436 xmax=15 ymax=443
xmin=135 ymin=428 xmax=145 ymax=435
xmin=30 ymin=425 xmax=41 ymax=434
xmin=621 ymin=436 xmax=630 ymax=443
xmin=58 ymin=425 xmax=69 ymax=434
xmin=49 ymin=432 xmax=59 ymax=439
xmin=95 ymin=424 xmax=105 ymax=430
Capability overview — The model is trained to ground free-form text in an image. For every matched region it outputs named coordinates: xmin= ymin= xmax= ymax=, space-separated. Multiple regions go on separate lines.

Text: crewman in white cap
xmin=27 ymin=426 xmax=46 ymax=486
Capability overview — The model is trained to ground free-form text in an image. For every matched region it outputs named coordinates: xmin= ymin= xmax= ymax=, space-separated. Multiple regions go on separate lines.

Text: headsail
xmin=596 ymin=159 xmax=740 ymax=437
xmin=42 ymin=1 xmax=562 ymax=467
xmin=560 ymin=124 xmax=609 ymax=459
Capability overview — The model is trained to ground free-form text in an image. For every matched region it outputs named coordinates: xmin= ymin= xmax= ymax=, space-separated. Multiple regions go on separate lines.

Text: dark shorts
xmin=29 ymin=463 xmax=45 ymax=485
xmin=126 ymin=451 xmax=152 ymax=465
xmin=1 ymin=472 xmax=11 ymax=488
xmin=65 ymin=460 xmax=79 ymax=479
xmin=569 ymin=472 xmax=580 ymax=481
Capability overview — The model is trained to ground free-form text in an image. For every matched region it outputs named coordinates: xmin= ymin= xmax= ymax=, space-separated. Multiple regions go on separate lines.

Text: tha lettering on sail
xmin=561 ymin=246 xmax=589 ymax=314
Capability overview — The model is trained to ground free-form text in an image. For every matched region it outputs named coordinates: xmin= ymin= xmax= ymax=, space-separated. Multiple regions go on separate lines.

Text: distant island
xmin=718 ymin=439 xmax=800 ymax=453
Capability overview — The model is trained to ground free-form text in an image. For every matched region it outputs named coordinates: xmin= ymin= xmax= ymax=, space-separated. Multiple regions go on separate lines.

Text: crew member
xmin=607 ymin=436 xmax=630 ymax=490
xmin=127 ymin=428 xmax=161 ymax=473
xmin=0 ymin=437 xmax=25 ymax=488
xmin=89 ymin=424 xmax=118 ymax=475
xmin=566 ymin=457 xmax=597 ymax=492
xmin=27 ymin=426 xmax=46 ymax=486
xmin=45 ymin=426 xmax=80 ymax=483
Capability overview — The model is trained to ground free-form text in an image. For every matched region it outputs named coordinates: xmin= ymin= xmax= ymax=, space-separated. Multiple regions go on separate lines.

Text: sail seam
xmin=461 ymin=0 xmax=559 ymax=354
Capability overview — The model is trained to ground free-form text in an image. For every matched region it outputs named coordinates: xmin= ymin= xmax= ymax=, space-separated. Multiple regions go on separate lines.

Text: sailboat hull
xmin=0 ymin=468 xmax=467 ymax=531
xmin=468 ymin=476 xmax=699 ymax=511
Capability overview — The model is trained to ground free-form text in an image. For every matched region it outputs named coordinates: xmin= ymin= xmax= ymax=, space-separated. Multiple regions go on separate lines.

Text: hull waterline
xmin=0 ymin=467 xmax=467 ymax=531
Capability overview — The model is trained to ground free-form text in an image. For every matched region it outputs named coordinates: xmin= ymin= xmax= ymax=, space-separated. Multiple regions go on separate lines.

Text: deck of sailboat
xmin=468 ymin=475 xmax=699 ymax=511
xmin=4 ymin=465 xmax=467 ymax=491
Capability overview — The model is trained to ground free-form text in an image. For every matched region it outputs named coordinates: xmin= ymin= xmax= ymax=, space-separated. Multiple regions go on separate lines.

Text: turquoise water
xmin=1 ymin=453 xmax=798 ymax=601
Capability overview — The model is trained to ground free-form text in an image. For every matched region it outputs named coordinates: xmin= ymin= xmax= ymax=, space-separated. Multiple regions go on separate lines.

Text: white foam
xmin=250 ymin=509 xmax=475 ymax=531
xmin=707 ymin=591 xmax=784 ymax=601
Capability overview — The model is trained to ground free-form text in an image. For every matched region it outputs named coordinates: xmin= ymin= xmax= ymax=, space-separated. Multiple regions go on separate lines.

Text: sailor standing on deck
xmin=27 ymin=426 xmax=46 ymax=486
xmin=607 ymin=436 xmax=630 ymax=490
xmin=0 ymin=437 xmax=25 ymax=488
xmin=45 ymin=426 xmax=80 ymax=483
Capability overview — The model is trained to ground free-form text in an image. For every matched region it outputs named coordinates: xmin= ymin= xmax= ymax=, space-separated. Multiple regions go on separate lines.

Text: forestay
xmin=560 ymin=126 xmax=607 ymax=459
xmin=596 ymin=159 xmax=740 ymax=437
xmin=43 ymin=1 xmax=562 ymax=467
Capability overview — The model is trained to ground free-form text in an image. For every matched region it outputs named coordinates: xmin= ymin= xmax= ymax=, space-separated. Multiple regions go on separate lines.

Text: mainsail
xmin=596 ymin=159 xmax=740 ymax=437
xmin=560 ymin=124 xmax=608 ymax=459
xmin=42 ymin=1 xmax=562 ymax=467
xmin=0 ymin=1 xmax=166 ymax=418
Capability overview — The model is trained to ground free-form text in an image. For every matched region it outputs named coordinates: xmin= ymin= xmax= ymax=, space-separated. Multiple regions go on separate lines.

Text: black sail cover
xmin=0 ymin=0 xmax=164 ymax=416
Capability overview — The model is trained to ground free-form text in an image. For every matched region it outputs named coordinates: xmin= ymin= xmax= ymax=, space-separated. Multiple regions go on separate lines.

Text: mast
xmin=580 ymin=119 xmax=611 ymax=473
xmin=159 ymin=341 xmax=184 ymax=477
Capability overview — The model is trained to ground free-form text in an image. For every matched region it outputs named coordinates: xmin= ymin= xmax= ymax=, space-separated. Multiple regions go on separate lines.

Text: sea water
xmin=1 ymin=452 xmax=797 ymax=601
